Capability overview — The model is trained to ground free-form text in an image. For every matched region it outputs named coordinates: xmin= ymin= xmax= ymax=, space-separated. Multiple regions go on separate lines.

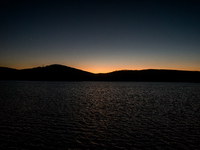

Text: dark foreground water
xmin=0 ymin=81 xmax=200 ymax=149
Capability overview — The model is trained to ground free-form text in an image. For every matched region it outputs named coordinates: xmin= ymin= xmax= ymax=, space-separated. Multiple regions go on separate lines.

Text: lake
xmin=0 ymin=81 xmax=200 ymax=149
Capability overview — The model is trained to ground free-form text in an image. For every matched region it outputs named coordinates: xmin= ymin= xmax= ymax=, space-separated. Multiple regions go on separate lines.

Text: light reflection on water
xmin=0 ymin=81 xmax=200 ymax=149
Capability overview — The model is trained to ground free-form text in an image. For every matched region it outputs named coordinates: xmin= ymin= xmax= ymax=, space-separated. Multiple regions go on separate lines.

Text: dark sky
xmin=0 ymin=0 xmax=200 ymax=73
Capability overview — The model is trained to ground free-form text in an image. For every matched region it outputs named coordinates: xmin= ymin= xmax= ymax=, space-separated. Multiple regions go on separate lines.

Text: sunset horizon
xmin=1 ymin=63 xmax=200 ymax=74
xmin=1 ymin=1 xmax=200 ymax=148
xmin=1 ymin=0 xmax=200 ymax=74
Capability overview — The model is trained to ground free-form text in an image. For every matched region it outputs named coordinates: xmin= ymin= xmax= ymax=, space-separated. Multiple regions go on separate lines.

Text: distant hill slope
xmin=96 ymin=69 xmax=200 ymax=82
xmin=18 ymin=64 xmax=94 ymax=81
xmin=0 ymin=67 xmax=19 ymax=80
xmin=0 ymin=64 xmax=200 ymax=82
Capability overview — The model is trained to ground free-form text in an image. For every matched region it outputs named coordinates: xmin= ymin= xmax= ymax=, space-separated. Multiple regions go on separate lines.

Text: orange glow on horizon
xmin=78 ymin=66 xmax=200 ymax=74
xmin=2 ymin=63 xmax=200 ymax=74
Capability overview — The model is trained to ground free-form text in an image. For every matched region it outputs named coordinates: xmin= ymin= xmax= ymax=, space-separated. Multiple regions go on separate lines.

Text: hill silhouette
xmin=0 ymin=64 xmax=94 ymax=81
xmin=0 ymin=64 xmax=200 ymax=82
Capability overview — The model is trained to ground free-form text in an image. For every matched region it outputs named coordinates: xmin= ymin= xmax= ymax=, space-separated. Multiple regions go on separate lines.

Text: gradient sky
xmin=0 ymin=0 xmax=200 ymax=73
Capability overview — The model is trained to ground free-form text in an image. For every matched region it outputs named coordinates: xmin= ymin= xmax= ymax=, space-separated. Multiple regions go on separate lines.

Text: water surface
xmin=0 ymin=81 xmax=200 ymax=149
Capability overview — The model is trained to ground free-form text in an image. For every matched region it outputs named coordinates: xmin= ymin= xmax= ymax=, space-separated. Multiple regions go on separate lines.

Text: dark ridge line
xmin=0 ymin=64 xmax=200 ymax=83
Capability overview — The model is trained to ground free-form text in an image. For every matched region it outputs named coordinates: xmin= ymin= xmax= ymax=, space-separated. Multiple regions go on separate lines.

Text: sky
xmin=0 ymin=0 xmax=200 ymax=73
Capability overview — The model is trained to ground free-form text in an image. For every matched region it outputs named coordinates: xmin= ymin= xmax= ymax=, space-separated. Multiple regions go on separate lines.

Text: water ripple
xmin=0 ymin=81 xmax=200 ymax=149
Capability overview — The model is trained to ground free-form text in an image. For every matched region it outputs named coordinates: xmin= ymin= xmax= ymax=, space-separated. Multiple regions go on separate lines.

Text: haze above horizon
xmin=1 ymin=0 xmax=200 ymax=73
